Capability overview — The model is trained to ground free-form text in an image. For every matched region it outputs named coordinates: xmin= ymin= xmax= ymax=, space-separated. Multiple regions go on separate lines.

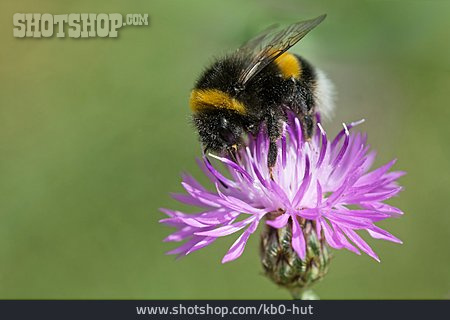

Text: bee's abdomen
xmin=277 ymin=54 xmax=317 ymax=139
xmin=274 ymin=52 xmax=302 ymax=79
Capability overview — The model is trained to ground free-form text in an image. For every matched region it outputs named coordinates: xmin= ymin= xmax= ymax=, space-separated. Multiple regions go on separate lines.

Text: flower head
xmin=160 ymin=115 xmax=404 ymax=264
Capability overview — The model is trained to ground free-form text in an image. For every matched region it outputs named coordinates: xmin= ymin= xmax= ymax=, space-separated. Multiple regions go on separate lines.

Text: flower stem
xmin=290 ymin=288 xmax=319 ymax=300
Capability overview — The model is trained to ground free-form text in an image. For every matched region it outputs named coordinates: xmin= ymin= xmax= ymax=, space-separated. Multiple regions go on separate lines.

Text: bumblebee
xmin=190 ymin=14 xmax=334 ymax=171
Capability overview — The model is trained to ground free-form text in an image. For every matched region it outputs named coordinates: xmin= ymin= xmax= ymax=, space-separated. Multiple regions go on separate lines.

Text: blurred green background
xmin=0 ymin=0 xmax=449 ymax=299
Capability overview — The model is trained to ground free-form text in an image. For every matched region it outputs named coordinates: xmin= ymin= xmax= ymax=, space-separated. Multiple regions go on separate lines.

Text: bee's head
xmin=192 ymin=110 xmax=245 ymax=155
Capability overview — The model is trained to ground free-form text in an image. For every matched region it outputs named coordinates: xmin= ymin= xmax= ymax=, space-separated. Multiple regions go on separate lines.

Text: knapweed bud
xmin=260 ymin=213 xmax=331 ymax=299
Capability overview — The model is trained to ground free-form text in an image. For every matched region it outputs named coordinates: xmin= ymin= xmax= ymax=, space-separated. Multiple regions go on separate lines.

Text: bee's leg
xmin=286 ymin=79 xmax=316 ymax=140
xmin=268 ymin=141 xmax=277 ymax=180
xmin=300 ymin=90 xmax=316 ymax=140
xmin=302 ymin=114 xmax=315 ymax=140
xmin=266 ymin=110 xmax=283 ymax=180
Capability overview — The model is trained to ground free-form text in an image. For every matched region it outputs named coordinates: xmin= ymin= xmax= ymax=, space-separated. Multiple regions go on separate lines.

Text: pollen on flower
xmin=160 ymin=114 xmax=405 ymax=264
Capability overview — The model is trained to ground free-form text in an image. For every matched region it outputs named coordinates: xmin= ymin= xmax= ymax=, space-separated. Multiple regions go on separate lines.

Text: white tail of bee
xmin=314 ymin=68 xmax=336 ymax=120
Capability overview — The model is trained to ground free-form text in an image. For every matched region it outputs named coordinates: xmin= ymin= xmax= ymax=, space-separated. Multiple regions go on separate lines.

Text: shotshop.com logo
xmin=13 ymin=13 xmax=149 ymax=38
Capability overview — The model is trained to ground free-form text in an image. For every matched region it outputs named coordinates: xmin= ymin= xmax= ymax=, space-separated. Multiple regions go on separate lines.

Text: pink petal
xmin=321 ymin=219 xmax=343 ymax=249
xmin=163 ymin=226 xmax=194 ymax=242
xmin=291 ymin=216 xmax=306 ymax=260
xmin=266 ymin=213 xmax=289 ymax=228
xmin=325 ymin=212 xmax=373 ymax=229
xmin=208 ymin=153 xmax=253 ymax=183
xmin=181 ymin=173 xmax=207 ymax=191
xmin=342 ymin=228 xmax=380 ymax=262
xmin=186 ymin=237 xmax=217 ymax=255
xmin=360 ymin=202 xmax=403 ymax=217
xmin=332 ymin=223 xmax=361 ymax=255
xmin=194 ymin=216 xmax=255 ymax=237
xmin=222 ymin=220 xmax=259 ymax=263
xmin=356 ymin=159 xmax=397 ymax=186
xmin=367 ymin=226 xmax=402 ymax=244
xmin=214 ymin=183 xmax=265 ymax=215
xmin=181 ymin=182 xmax=222 ymax=208
xmin=203 ymin=157 xmax=235 ymax=187
xmin=177 ymin=217 xmax=212 ymax=228
xmin=170 ymin=193 xmax=210 ymax=207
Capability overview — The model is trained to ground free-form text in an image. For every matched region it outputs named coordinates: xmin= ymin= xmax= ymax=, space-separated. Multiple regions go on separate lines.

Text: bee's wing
xmin=236 ymin=14 xmax=326 ymax=87
xmin=238 ymin=23 xmax=280 ymax=54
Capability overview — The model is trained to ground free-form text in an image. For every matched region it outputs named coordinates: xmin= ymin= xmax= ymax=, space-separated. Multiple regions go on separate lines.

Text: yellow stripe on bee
xmin=274 ymin=52 xmax=301 ymax=79
xmin=189 ymin=89 xmax=246 ymax=114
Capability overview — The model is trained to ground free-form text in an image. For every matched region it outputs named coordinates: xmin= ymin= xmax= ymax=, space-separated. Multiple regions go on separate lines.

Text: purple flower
xmin=160 ymin=116 xmax=405 ymax=263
